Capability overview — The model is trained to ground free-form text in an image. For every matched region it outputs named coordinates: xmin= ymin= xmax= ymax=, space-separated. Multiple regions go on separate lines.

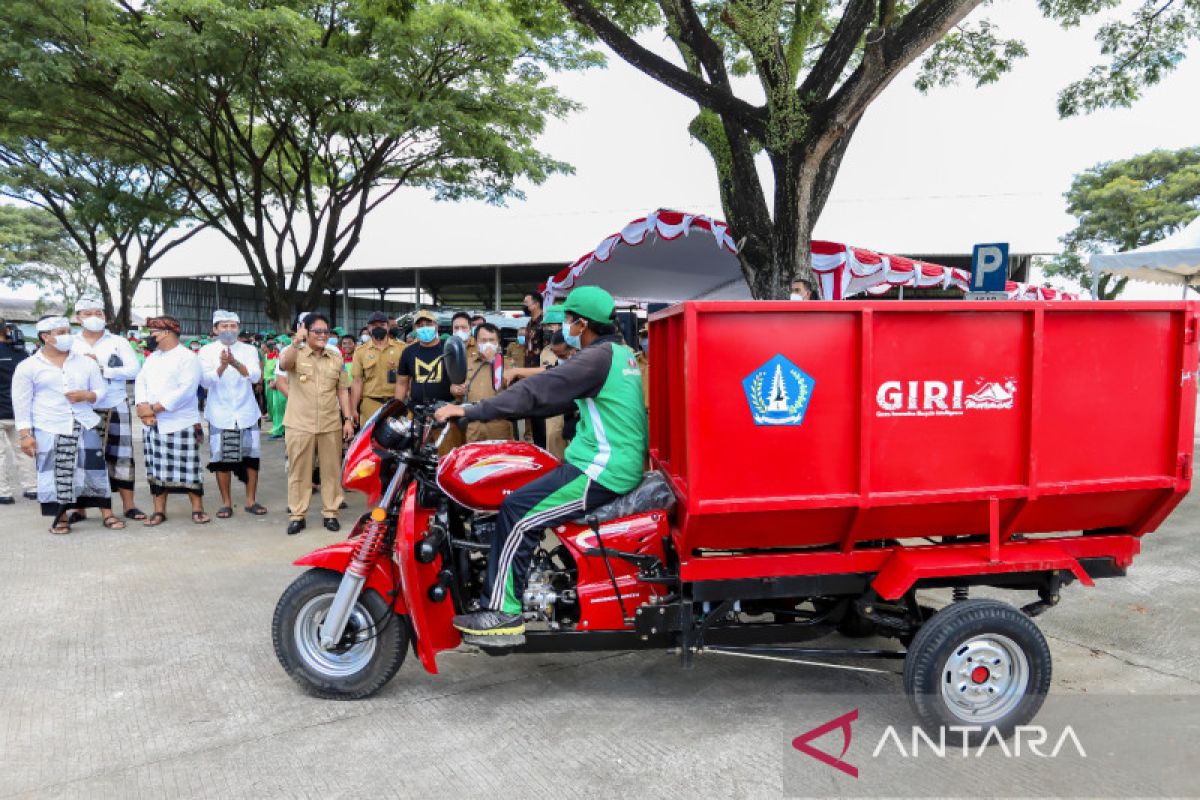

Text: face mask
xmin=790 ymin=292 xmax=806 ymax=301
xmin=218 ymin=330 xmax=238 ymax=346
xmin=81 ymin=317 xmax=106 ymax=333
xmin=371 ymin=326 xmax=387 ymax=342
xmin=478 ymin=342 xmax=498 ymax=359
xmin=143 ymin=334 xmax=159 ymax=352
xmin=640 ymin=338 xmax=649 ymax=351
xmin=53 ymin=334 xmax=74 ymax=352
xmin=388 ymin=325 xmax=403 ymax=341
xmin=453 ymin=330 xmax=470 ymax=342
xmin=415 ymin=326 xmax=437 ymax=344
xmin=517 ymin=335 xmax=526 ymax=345
xmin=359 ymin=334 xmax=370 ymax=344
xmin=564 ymin=322 xmax=582 ymax=351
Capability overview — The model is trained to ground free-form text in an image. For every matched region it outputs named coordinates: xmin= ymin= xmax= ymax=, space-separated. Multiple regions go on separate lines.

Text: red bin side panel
xmin=647 ymin=301 xmax=1199 ymax=557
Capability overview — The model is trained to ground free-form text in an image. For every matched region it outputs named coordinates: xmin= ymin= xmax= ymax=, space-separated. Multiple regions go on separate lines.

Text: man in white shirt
xmin=12 ymin=315 xmax=120 ymax=534
xmin=72 ymin=299 xmax=143 ymax=521
xmin=200 ymin=310 xmax=266 ymax=518
xmin=134 ymin=316 xmax=209 ymax=526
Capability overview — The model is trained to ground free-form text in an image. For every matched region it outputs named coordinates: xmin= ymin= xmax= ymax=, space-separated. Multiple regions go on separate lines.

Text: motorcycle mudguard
xmin=397 ymin=484 xmax=462 ymax=673
xmin=292 ymin=541 xmax=408 ymax=616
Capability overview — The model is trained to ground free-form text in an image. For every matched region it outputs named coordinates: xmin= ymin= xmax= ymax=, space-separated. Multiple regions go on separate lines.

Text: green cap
xmin=276 ymin=334 xmax=292 ymax=346
xmin=562 ymin=286 xmax=614 ymax=323
xmin=542 ymin=305 xmax=565 ymax=325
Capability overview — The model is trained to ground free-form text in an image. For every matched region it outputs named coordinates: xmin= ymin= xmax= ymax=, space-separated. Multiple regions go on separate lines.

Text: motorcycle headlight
xmin=375 ymin=416 xmax=413 ymax=451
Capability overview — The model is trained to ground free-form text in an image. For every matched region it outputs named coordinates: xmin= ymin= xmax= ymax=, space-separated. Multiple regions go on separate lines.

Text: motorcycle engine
xmin=522 ymin=547 xmax=577 ymax=626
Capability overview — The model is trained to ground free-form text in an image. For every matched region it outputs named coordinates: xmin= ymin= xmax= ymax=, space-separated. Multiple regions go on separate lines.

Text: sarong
xmin=94 ymin=401 xmax=135 ymax=490
xmin=144 ymin=426 xmax=204 ymax=496
xmin=35 ymin=421 xmax=111 ymax=518
xmin=206 ymin=426 xmax=261 ymax=484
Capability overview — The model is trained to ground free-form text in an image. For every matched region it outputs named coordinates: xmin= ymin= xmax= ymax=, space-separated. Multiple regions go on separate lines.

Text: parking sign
xmin=971 ymin=243 xmax=1009 ymax=292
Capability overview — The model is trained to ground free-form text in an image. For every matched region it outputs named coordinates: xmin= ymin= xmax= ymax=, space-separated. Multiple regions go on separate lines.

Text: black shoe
xmin=338 ymin=501 xmax=348 ymax=510
xmin=0 ymin=496 xmax=13 ymax=505
xmin=286 ymin=519 xmax=306 ymax=535
xmin=452 ymin=609 xmax=525 ymax=637
xmin=22 ymin=491 xmax=37 ymax=500
xmin=323 ymin=518 xmax=340 ymax=532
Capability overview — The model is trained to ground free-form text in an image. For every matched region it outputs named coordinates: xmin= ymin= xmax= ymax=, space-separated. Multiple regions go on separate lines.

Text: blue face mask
xmin=517 ymin=335 xmax=526 ymax=345
xmin=563 ymin=321 xmax=582 ymax=350
xmin=415 ymin=326 xmax=437 ymax=344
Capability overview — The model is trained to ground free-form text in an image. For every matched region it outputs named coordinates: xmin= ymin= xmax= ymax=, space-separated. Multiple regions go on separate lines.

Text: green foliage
xmin=1044 ymin=147 xmax=1200 ymax=298
xmin=0 ymin=0 xmax=589 ymax=324
xmin=1041 ymin=0 xmax=1200 ymax=117
xmin=915 ymin=19 xmax=1029 ymax=91
xmin=0 ymin=204 xmax=104 ymax=314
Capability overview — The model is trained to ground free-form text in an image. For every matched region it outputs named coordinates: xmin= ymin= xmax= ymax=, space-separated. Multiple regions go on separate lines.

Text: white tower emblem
xmin=766 ymin=364 xmax=789 ymax=412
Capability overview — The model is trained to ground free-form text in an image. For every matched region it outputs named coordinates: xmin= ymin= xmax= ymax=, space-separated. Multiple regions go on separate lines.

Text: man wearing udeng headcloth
xmin=200 ymin=310 xmax=267 ymax=518
xmin=11 ymin=315 xmax=115 ymax=534
xmin=72 ymin=299 xmax=143 ymax=521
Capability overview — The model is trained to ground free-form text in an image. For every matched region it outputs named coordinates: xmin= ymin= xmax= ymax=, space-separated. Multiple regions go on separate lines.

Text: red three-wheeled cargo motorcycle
xmin=273 ymin=300 xmax=1198 ymax=740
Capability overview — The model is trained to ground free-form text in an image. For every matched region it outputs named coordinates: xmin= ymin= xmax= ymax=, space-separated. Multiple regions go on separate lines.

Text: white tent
xmin=1089 ymin=216 xmax=1200 ymax=296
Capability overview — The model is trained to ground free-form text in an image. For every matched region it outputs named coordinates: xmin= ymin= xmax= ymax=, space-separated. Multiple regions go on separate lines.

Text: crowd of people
xmin=0 ymin=291 xmax=650 ymax=537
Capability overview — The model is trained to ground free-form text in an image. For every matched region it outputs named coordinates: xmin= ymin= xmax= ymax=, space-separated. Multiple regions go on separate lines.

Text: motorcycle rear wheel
xmin=273 ymin=568 xmax=408 ymax=699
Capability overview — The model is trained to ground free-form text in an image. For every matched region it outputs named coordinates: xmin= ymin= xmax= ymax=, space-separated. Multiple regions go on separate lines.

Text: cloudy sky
xmin=43 ymin=2 xmax=1200 ymax=304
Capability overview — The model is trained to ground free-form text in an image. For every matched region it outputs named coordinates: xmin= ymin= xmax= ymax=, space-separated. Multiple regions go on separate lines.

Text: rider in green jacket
xmin=434 ymin=286 xmax=648 ymax=643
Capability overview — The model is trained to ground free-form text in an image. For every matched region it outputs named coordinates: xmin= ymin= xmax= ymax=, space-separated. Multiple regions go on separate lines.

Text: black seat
xmin=573 ymin=470 xmax=676 ymax=525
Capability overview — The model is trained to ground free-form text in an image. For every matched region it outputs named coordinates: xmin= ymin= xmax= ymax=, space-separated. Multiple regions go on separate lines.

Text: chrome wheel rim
xmin=293 ymin=594 xmax=377 ymax=678
xmin=940 ymin=633 xmax=1029 ymax=724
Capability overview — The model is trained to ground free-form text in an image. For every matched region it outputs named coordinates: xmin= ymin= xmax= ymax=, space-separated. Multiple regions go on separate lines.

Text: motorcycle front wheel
xmin=273 ymin=568 xmax=408 ymax=699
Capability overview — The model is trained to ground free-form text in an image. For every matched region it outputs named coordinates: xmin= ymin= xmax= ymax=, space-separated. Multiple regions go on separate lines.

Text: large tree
xmin=1044 ymin=146 xmax=1200 ymax=299
xmin=0 ymin=205 xmax=106 ymax=315
xmin=0 ymin=0 xmax=589 ymax=327
xmin=556 ymin=0 xmax=1200 ymax=298
xmin=0 ymin=138 xmax=202 ymax=330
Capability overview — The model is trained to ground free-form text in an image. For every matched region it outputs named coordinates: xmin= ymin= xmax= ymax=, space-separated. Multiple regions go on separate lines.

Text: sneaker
xmin=451 ymin=609 xmax=525 ymax=636
xmin=22 ymin=491 xmax=38 ymax=500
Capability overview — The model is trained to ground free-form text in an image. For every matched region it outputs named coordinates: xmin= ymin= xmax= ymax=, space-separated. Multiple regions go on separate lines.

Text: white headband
xmin=75 ymin=299 xmax=104 ymax=313
xmin=213 ymin=309 xmax=240 ymax=325
xmin=36 ymin=316 xmax=70 ymax=332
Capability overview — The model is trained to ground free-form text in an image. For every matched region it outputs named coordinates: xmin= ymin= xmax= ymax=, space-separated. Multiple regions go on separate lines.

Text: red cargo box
xmin=648 ymin=301 xmax=1199 ymax=577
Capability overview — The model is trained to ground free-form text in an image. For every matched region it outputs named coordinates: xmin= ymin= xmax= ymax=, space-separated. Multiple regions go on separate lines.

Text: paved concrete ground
xmin=0 ymin=427 xmax=1197 ymax=798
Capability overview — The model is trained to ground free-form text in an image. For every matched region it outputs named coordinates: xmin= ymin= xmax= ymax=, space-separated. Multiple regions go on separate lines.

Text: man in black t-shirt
xmin=394 ymin=309 xmax=465 ymax=454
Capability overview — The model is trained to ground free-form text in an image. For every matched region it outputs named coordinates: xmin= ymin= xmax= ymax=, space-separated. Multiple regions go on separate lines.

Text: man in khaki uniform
xmin=279 ymin=313 xmax=355 ymax=535
xmin=350 ymin=311 xmax=402 ymax=424
xmin=462 ymin=323 xmax=514 ymax=442
xmin=505 ymin=325 xmax=527 ymax=366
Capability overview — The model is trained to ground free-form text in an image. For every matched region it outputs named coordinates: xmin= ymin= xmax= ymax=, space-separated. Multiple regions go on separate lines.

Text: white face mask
xmin=790 ymin=292 xmax=807 ymax=301
xmin=478 ymin=342 xmax=498 ymax=359
xmin=53 ymin=334 xmax=74 ymax=352
xmin=453 ymin=329 xmax=470 ymax=342
xmin=359 ymin=334 xmax=370 ymax=344
xmin=81 ymin=317 xmax=106 ymax=333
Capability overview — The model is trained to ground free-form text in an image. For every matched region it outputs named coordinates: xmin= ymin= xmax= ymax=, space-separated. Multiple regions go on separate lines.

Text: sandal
xmin=244 ymin=503 xmax=268 ymax=516
xmin=143 ymin=512 xmax=168 ymax=527
xmin=191 ymin=511 xmax=211 ymax=525
xmin=216 ymin=506 xmax=234 ymax=519
xmin=102 ymin=516 xmax=126 ymax=530
xmin=124 ymin=508 xmax=148 ymax=521
xmin=49 ymin=520 xmax=71 ymax=535
xmin=66 ymin=511 xmax=86 ymax=524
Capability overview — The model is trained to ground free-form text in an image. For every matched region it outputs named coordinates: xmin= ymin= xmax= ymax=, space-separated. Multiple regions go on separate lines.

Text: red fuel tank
xmin=436 ymin=440 xmax=559 ymax=511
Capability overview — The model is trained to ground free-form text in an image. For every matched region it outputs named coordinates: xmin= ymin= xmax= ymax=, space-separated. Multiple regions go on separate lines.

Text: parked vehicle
xmin=273 ymin=300 xmax=1198 ymax=740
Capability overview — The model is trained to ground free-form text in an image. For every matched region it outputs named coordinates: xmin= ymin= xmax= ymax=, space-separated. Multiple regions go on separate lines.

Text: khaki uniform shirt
xmin=351 ymin=338 xmax=402 ymax=400
xmin=505 ymin=342 xmax=526 ymax=365
xmin=283 ymin=344 xmax=350 ymax=434
xmin=464 ymin=351 xmax=514 ymax=441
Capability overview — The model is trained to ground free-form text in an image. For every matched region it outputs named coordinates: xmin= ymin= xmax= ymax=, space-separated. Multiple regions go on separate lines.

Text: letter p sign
xmin=971 ymin=243 xmax=1009 ymax=292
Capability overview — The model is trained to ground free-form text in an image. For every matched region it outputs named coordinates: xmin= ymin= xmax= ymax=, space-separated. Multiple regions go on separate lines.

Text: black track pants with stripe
xmin=482 ymin=462 xmax=620 ymax=614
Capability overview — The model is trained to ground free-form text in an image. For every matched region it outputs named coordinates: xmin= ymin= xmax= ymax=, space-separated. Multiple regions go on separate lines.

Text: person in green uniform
xmin=435 ymin=286 xmax=648 ymax=642
xmin=265 ymin=335 xmax=289 ymax=438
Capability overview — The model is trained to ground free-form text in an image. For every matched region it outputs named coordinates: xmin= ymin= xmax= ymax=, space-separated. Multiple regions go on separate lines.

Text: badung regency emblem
xmin=742 ymin=354 xmax=815 ymax=426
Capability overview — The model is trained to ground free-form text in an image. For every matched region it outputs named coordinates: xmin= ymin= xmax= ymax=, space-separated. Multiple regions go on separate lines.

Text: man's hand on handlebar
xmin=433 ymin=404 xmax=467 ymax=425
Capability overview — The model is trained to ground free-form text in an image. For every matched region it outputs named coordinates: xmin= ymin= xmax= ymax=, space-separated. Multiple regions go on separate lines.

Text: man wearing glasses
xmin=278 ymin=313 xmax=355 ymax=536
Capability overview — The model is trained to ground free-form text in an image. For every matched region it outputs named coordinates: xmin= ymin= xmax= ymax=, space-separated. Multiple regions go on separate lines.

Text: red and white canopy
xmin=542 ymin=209 xmax=1077 ymax=303
xmin=813 ymin=241 xmax=1078 ymax=301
